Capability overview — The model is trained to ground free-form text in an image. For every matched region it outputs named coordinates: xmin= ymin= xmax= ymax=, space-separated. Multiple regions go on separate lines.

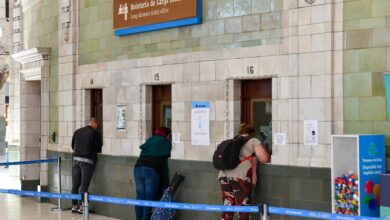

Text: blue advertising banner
xmin=358 ymin=135 xmax=386 ymax=217
xmin=384 ymin=74 xmax=390 ymax=131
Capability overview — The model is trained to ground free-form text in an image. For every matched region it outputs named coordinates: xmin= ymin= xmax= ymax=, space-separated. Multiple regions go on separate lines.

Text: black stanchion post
xmin=262 ymin=204 xmax=268 ymax=220
xmin=83 ymin=192 xmax=89 ymax=220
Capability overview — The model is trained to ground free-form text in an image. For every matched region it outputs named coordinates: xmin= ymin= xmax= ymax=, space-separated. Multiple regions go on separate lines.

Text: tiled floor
xmin=0 ymin=194 xmax=118 ymax=220
xmin=0 ymin=152 xmax=118 ymax=220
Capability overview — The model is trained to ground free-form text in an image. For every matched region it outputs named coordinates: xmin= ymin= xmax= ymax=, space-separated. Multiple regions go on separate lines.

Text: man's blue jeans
xmin=134 ymin=166 xmax=160 ymax=220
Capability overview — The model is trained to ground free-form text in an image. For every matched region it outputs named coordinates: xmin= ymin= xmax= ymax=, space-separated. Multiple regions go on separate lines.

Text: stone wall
xmin=343 ymin=0 xmax=390 ymax=155
xmin=77 ymin=38 xmax=339 ymax=166
xmin=72 ymin=0 xmax=344 ymax=167
xmin=17 ymin=1 xmax=343 ymax=167
xmin=79 ymin=0 xmax=283 ymax=65
xmin=22 ymin=0 xmax=59 ymax=145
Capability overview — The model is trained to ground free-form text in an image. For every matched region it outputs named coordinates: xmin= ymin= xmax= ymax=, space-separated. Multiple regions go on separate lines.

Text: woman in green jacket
xmin=134 ymin=127 xmax=172 ymax=220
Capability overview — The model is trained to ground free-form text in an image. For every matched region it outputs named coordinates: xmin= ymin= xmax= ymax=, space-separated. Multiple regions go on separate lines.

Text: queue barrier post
xmin=51 ymin=157 xmax=63 ymax=211
xmin=262 ymin=204 xmax=268 ymax=220
xmin=5 ymin=145 xmax=9 ymax=168
xmin=83 ymin=192 xmax=89 ymax=220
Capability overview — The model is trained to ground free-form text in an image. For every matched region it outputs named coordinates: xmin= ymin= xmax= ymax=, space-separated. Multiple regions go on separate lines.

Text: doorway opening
xmin=90 ymin=89 xmax=103 ymax=135
xmin=241 ymin=79 xmax=272 ymax=152
xmin=152 ymin=85 xmax=172 ymax=133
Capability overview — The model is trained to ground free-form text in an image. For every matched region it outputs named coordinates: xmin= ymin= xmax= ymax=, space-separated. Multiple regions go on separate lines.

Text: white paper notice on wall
xmin=116 ymin=105 xmax=126 ymax=131
xmin=191 ymin=102 xmax=210 ymax=146
xmin=274 ymin=133 xmax=286 ymax=145
xmin=304 ymin=120 xmax=318 ymax=145
xmin=172 ymin=132 xmax=181 ymax=144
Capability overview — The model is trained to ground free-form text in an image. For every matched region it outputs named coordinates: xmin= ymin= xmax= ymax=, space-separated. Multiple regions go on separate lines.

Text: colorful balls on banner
xmin=368 ymin=198 xmax=378 ymax=211
xmin=334 ymin=173 xmax=359 ymax=216
xmin=363 ymin=181 xmax=380 ymax=211
xmin=364 ymin=180 xmax=374 ymax=194
xmin=373 ymin=184 xmax=380 ymax=201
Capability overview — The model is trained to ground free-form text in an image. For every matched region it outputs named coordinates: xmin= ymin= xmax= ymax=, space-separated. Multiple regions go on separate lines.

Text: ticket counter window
xmin=91 ymin=89 xmax=103 ymax=135
xmin=152 ymin=85 xmax=172 ymax=132
xmin=161 ymin=102 xmax=172 ymax=128
xmin=241 ymin=79 xmax=272 ymax=153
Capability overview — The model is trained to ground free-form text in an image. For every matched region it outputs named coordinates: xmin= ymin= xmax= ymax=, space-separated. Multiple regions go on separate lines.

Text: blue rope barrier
xmin=0 ymin=189 xmax=81 ymax=200
xmin=89 ymin=195 xmax=259 ymax=213
xmin=0 ymin=188 xmax=258 ymax=213
xmin=0 ymin=158 xmax=58 ymax=166
xmin=269 ymin=206 xmax=331 ymax=219
xmin=330 ymin=215 xmax=386 ymax=220
xmin=0 ymin=188 xmax=387 ymax=219
xmin=268 ymin=206 xmax=386 ymax=220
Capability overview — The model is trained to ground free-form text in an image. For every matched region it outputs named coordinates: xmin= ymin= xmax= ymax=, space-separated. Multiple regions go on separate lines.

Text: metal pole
xmin=262 ymin=204 xmax=268 ymax=220
xmin=83 ymin=192 xmax=89 ymax=220
xmin=5 ymin=145 xmax=8 ymax=168
xmin=58 ymin=157 xmax=62 ymax=209
xmin=51 ymin=157 xmax=63 ymax=211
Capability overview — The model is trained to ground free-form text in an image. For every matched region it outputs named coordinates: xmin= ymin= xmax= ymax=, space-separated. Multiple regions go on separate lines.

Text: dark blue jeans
xmin=134 ymin=166 xmax=161 ymax=220
xmin=71 ymin=161 xmax=95 ymax=206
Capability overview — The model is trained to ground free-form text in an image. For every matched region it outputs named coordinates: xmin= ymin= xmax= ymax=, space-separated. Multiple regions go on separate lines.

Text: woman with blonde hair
xmin=218 ymin=123 xmax=270 ymax=220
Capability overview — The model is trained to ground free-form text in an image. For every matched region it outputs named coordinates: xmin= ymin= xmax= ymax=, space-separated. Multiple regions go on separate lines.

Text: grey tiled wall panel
xmin=48 ymin=151 xmax=331 ymax=220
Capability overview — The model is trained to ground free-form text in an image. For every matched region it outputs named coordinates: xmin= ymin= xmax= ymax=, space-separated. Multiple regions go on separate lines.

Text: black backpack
xmin=213 ymin=136 xmax=251 ymax=170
